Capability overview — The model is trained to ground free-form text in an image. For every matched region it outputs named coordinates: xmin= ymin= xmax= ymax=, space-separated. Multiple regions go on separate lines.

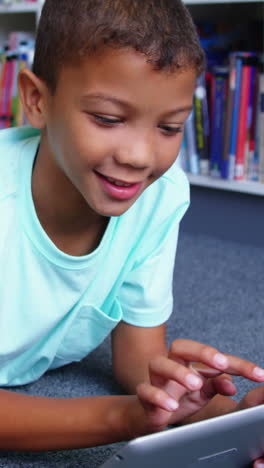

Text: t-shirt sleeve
xmin=118 ymin=205 xmax=186 ymax=327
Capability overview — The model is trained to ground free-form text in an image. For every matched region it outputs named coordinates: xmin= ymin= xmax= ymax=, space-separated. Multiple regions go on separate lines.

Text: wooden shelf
xmin=0 ymin=3 xmax=39 ymax=14
xmin=187 ymin=174 xmax=264 ymax=196
xmin=184 ymin=0 xmax=263 ymax=4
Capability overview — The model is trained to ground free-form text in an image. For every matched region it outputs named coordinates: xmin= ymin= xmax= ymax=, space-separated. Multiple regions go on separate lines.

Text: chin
xmin=98 ymin=207 xmax=130 ymax=217
xmin=95 ymin=201 xmax=134 ymax=218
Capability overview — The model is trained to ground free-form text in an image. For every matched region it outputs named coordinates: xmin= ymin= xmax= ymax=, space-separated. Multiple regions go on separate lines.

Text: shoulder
xmin=0 ymin=126 xmax=40 ymax=200
xmin=0 ymin=126 xmax=40 ymax=151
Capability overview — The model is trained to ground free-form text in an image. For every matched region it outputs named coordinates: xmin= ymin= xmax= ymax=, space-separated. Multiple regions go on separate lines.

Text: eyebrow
xmin=81 ymin=93 xmax=193 ymax=116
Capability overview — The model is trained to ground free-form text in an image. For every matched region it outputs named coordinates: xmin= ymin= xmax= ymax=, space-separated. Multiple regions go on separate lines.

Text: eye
xmin=92 ymin=114 xmax=123 ymax=126
xmin=159 ymin=125 xmax=183 ymax=135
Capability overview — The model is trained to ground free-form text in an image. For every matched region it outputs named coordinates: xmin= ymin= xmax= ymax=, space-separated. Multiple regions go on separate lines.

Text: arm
xmin=111 ymin=322 xmax=168 ymax=393
xmin=1 ymin=326 xmax=253 ymax=452
xmin=0 ymin=390 xmax=140 ymax=451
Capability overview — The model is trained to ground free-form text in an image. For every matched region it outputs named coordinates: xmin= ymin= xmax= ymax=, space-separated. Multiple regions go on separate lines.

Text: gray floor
xmin=0 ymin=232 xmax=263 ymax=467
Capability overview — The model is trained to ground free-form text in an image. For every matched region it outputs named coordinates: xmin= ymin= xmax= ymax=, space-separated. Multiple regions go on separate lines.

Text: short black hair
xmin=33 ymin=0 xmax=206 ymax=93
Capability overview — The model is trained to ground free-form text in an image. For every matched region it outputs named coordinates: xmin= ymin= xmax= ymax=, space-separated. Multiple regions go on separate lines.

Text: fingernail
xmin=214 ymin=353 xmax=228 ymax=368
xmin=166 ymin=399 xmax=179 ymax=411
xmin=223 ymin=378 xmax=235 ymax=387
xmin=186 ymin=374 xmax=202 ymax=389
xmin=253 ymin=367 xmax=264 ymax=379
xmin=223 ymin=379 xmax=237 ymax=393
xmin=255 ymin=462 xmax=264 ymax=467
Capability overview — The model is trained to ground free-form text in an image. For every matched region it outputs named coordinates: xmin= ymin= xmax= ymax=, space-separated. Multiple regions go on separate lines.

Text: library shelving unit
xmin=182 ymin=0 xmax=264 ymax=245
xmin=0 ymin=1 xmax=43 ymax=43
xmin=184 ymin=0 xmax=264 ymax=197
xmin=0 ymin=2 xmax=41 ymax=15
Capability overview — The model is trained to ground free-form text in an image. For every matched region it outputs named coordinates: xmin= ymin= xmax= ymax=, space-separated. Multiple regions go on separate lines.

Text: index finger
xmin=169 ymin=339 xmax=264 ymax=382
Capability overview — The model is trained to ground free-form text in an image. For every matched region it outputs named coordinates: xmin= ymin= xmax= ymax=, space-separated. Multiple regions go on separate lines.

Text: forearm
xmin=0 ymin=389 xmax=137 ymax=451
xmin=112 ymin=322 xmax=168 ymax=394
xmin=115 ymin=361 xmax=151 ymax=394
xmin=114 ymin=347 xmax=168 ymax=394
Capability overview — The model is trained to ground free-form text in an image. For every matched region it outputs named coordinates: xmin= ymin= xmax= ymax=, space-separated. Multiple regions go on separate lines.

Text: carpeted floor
xmin=0 ymin=231 xmax=263 ymax=467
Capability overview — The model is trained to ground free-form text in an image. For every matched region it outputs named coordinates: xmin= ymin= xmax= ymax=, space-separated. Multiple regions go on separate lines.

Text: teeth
xmin=106 ymin=177 xmax=132 ymax=187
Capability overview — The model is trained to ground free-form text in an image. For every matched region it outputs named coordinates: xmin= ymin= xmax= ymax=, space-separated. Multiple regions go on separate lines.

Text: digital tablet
xmin=101 ymin=404 xmax=264 ymax=467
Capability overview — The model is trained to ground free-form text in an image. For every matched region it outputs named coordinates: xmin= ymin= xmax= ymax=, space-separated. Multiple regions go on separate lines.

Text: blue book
xmin=185 ymin=110 xmax=199 ymax=175
xmin=177 ymin=135 xmax=189 ymax=172
xmin=210 ymin=67 xmax=228 ymax=178
xmin=222 ymin=53 xmax=237 ymax=179
xmin=258 ymin=58 xmax=264 ymax=182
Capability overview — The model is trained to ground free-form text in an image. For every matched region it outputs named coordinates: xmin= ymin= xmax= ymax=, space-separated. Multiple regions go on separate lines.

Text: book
xmin=177 ymin=135 xmax=189 ymax=172
xmin=228 ymin=54 xmax=243 ymax=180
xmin=222 ymin=53 xmax=237 ymax=179
xmin=0 ymin=34 xmax=35 ymax=127
xmin=235 ymin=55 xmax=256 ymax=180
xmin=194 ymin=72 xmax=210 ymax=175
xmin=210 ymin=66 xmax=228 ymax=178
xmin=185 ymin=110 xmax=199 ymax=175
xmin=6 ymin=53 xmax=16 ymax=127
xmin=258 ymin=59 xmax=264 ymax=182
xmin=245 ymin=58 xmax=259 ymax=181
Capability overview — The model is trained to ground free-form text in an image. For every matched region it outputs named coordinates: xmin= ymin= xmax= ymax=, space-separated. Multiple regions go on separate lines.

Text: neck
xmin=31 ymin=138 xmax=108 ymax=256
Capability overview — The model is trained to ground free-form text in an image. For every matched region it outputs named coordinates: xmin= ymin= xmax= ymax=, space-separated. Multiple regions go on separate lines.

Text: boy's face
xmin=41 ymin=47 xmax=196 ymax=217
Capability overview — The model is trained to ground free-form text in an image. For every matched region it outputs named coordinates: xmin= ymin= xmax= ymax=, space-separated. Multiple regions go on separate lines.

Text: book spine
xmin=246 ymin=61 xmax=259 ymax=181
xmin=259 ymin=70 xmax=264 ymax=182
xmin=0 ymin=53 xmax=7 ymax=129
xmin=222 ymin=53 xmax=236 ymax=179
xmin=185 ymin=110 xmax=199 ymax=174
xmin=16 ymin=51 xmax=28 ymax=127
xmin=210 ymin=67 xmax=228 ymax=178
xmin=11 ymin=54 xmax=20 ymax=126
xmin=7 ymin=55 xmax=16 ymax=127
xmin=177 ymin=135 xmax=189 ymax=172
xmin=228 ymin=55 xmax=243 ymax=180
xmin=235 ymin=57 xmax=252 ymax=180
xmin=194 ymin=73 xmax=210 ymax=175
xmin=1 ymin=55 xmax=12 ymax=129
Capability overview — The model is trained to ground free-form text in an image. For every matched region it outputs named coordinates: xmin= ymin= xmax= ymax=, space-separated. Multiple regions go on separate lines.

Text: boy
xmin=0 ymin=1 xmax=264 ymax=464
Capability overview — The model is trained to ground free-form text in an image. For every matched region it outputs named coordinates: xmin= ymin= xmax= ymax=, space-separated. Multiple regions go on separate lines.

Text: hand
xmin=135 ymin=339 xmax=264 ymax=432
xmin=254 ymin=459 xmax=264 ymax=468
xmin=233 ymin=386 xmax=264 ymax=468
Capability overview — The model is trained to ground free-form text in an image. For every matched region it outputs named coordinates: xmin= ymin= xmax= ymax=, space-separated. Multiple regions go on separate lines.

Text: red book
xmin=246 ymin=64 xmax=259 ymax=180
xmin=3 ymin=56 xmax=13 ymax=128
xmin=6 ymin=55 xmax=16 ymax=126
xmin=235 ymin=58 xmax=251 ymax=180
xmin=0 ymin=56 xmax=8 ymax=129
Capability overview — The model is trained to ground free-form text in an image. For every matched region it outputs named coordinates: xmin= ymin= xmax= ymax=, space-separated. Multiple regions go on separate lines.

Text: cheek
xmin=46 ymin=119 xmax=90 ymax=171
xmin=156 ymin=135 xmax=184 ymax=175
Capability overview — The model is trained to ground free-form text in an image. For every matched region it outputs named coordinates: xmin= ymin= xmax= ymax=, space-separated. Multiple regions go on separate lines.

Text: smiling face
xmin=37 ymin=47 xmax=196 ymax=218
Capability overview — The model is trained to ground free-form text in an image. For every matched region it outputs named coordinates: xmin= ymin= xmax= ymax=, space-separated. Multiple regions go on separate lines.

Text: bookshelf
xmin=183 ymin=0 xmax=264 ymax=197
xmin=0 ymin=3 xmax=40 ymax=14
xmin=0 ymin=1 xmax=43 ymax=42
xmin=188 ymin=174 xmax=264 ymax=196
xmin=185 ymin=0 xmax=263 ymax=4
xmin=181 ymin=0 xmax=264 ymax=245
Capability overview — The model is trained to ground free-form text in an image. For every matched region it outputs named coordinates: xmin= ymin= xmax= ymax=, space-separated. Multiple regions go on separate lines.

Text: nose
xmin=113 ymin=132 xmax=155 ymax=170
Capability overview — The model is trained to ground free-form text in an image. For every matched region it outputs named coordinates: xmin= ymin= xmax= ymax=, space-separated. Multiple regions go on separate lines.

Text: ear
xmin=18 ymin=69 xmax=49 ymax=129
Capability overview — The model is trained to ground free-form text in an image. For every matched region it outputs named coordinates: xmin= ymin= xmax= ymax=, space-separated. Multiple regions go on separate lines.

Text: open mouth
xmin=102 ymin=176 xmax=135 ymax=187
xmin=95 ymin=172 xmax=143 ymax=201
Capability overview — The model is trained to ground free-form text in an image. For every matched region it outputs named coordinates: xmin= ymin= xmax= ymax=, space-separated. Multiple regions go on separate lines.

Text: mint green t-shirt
xmin=0 ymin=126 xmax=190 ymax=386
